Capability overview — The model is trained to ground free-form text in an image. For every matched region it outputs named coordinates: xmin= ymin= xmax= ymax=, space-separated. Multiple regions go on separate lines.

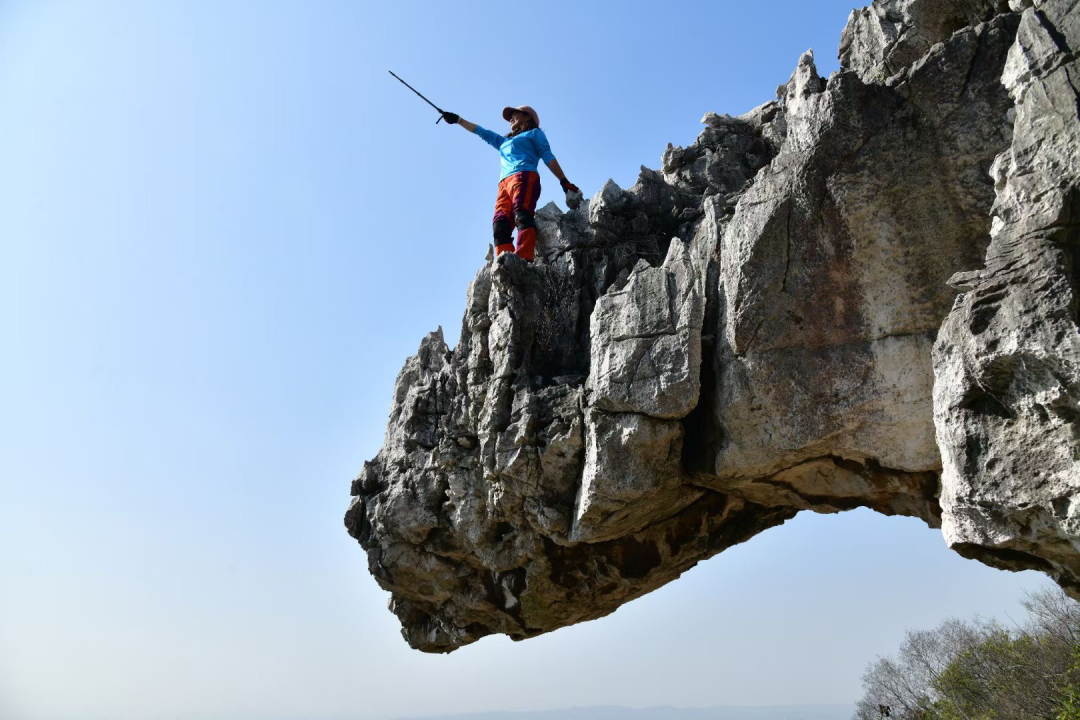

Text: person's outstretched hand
xmin=560 ymin=178 xmax=579 ymax=194
xmin=441 ymin=111 xmax=459 ymax=124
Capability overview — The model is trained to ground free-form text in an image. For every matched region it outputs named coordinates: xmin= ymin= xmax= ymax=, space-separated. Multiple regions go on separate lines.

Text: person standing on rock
xmin=440 ymin=106 xmax=581 ymax=262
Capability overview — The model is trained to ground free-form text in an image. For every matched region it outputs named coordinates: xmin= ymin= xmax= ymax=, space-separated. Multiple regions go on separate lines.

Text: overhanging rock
xmin=346 ymin=0 xmax=1079 ymax=652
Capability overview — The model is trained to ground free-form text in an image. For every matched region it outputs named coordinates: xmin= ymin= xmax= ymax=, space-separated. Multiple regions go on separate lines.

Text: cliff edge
xmin=347 ymin=0 xmax=1080 ymax=652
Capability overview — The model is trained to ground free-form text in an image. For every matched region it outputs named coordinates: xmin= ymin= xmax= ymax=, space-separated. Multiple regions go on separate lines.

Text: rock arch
xmin=346 ymin=0 xmax=1080 ymax=652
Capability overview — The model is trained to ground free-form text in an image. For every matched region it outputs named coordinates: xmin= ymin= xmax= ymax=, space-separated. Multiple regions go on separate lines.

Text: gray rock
xmin=713 ymin=14 xmax=1017 ymax=486
xmin=573 ymin=408 xmax=698 ymax=543
xmin=346 ymin=0 xmax=1080 ymax=653
xmin=838 ymin=0 xmax=1011 ymax=83
xmin=933 ymin=0 xmax=1080 ymax=593
xmin=588 ymin=238 xmax=704 ymax=419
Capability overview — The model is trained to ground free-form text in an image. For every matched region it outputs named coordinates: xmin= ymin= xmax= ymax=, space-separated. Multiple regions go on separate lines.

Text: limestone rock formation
xmin=346 ymin=0 xmax=1080 ymax=652
xmin=933 ymin=0 xmax=1080 ymax=592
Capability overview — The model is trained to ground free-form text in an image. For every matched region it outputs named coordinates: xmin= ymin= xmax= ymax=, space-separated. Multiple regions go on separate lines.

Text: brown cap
xmin=502 ymin=105 xmax=540 ymax=128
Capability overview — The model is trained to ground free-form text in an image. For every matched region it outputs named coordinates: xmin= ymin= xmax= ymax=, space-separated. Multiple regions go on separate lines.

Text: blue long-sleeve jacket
xmin=473 ymin=126 xmax=556 ymax=180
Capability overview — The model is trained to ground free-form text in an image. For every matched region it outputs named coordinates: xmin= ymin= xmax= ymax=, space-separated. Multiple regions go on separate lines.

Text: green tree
xmin=855 ymin=586 xmax=1080 ymax=720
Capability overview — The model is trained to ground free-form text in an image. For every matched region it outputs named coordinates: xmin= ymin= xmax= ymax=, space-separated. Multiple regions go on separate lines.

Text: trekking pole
xmin=388 ymin=71 xmax=447 ymax=123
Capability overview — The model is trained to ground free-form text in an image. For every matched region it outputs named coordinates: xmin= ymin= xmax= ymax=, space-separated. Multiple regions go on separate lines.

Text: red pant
xmin=492 ymin=171 xmax=541 ymax=261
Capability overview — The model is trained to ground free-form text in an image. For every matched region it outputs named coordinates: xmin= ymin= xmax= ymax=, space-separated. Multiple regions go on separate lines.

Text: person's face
xmin=509 ymin=111 xmax=531 ymax=133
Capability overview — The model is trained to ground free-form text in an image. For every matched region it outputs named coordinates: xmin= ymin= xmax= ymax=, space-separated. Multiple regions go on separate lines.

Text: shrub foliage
xmin=855 ymin=587 xmax=1080 ymax=719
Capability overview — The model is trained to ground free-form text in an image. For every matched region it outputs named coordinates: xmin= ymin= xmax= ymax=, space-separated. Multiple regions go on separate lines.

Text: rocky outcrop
xmin=346 ymin=0 xmax=1080 ymax=652
xmin=933 ymin=0 xmax=1080 ymax=593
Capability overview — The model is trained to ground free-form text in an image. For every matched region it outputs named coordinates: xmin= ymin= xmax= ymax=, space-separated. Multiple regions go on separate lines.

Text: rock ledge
xmin=346 ymin=0 xmax=1080 ymax=652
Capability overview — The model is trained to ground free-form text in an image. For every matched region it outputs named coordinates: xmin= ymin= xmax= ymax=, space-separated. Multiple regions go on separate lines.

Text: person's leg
xmin=511 ymin=171 xmax=541 ymax=262
xmin=492 ymin=176 xmax=515 ymax=256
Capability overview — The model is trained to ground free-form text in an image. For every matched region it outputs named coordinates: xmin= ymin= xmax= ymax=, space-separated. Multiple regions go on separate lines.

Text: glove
xmin=441 ymin=111 xmax=459 ymax=124
xmin=561 ymin=178 xmax=583 ymax=209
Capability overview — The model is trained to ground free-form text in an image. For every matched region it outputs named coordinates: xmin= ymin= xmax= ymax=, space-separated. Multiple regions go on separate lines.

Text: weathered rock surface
xmin=346 ymin=0 xmax=1080 ymax=652
xmin=933 ymin=0 xmax=1080 ymax=593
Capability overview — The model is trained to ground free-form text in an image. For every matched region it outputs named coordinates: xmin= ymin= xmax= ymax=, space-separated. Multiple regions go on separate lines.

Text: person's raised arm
xmin=440 ymin=112 xmax=476 ymax=133
xmin=442 ymin=113 xmax=507 ymax=152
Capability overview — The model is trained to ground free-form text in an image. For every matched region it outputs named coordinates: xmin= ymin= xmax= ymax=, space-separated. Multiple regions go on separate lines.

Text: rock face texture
xmin=346 ymin=0 xmax=1080 ymax=652
xmin=933 ymin=0 xmax=1080 ymax=593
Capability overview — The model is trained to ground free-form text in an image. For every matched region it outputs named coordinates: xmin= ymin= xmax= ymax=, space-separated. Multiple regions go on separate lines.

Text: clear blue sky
xmin=0 ymin=2 xmax=1047 ymax=719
